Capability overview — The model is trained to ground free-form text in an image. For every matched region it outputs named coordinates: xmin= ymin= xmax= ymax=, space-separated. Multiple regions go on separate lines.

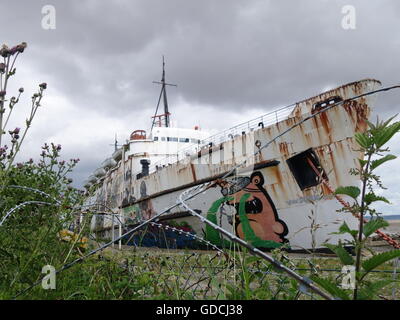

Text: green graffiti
xmin=205 ymin=193 xmax=283 ymax=249
xmin=123 ymin=204 xmax=141 ymax=222
xmin=205 ymin=197 xmax=233 ymax=247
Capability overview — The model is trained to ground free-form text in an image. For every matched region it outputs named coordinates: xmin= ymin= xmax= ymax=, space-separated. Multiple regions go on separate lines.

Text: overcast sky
xmin=1 ymin=0 xmax=399 ymax=214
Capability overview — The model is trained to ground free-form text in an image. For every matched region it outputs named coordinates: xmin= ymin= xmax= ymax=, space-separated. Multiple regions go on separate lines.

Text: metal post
xmin=111 ymin=213 xmax=114 ymax=248
xmin=119 ymin=212 xmax=122 ymax=250
xmin=392 ymin=258 xmax=399 ymax=300
xmin=120 ymin=145 xmax=126 ymax=248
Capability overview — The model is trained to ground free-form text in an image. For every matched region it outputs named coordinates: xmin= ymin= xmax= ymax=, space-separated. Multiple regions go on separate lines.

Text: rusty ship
xmin=83 ymin=63 xmax=381 ymax=250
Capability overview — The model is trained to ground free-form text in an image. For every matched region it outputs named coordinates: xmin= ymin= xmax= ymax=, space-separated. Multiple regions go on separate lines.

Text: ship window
xmin=153 ymin=137 xmax=159 ymax=141
xmin=286 ymin=149 xmax=327 ymax=190
xmin=161 ymin=137 xmax=166 ymax=141
xmin=179 ymin=138 xmax=190 ymax=143
xmin=167 ymin=137 xmax=178 ymax=142
xmin=312 ymin=96 xmax=343 ymax=113
xmin=191 ymin=139 xmax=200 ymax=144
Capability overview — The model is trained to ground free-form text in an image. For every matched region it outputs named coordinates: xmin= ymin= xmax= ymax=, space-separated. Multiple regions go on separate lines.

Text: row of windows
xmin=153 ymin=137 xmax=201 ymax=143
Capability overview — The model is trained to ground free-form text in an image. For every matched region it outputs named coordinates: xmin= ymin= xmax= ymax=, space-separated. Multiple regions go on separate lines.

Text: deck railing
xmin=145 ymin=103 xmax=296 ymax=174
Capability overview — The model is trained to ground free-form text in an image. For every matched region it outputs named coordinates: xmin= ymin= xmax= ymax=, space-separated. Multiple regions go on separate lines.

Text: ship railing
xmin=141 ymin=103 xmax=295 ymax=176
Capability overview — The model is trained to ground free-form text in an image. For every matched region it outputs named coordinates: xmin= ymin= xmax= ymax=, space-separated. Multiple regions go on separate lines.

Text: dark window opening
xmin=286 ymin=149 xmax=327 ymax=190
xmin=153 ymin=137 xmax=159 ymax=141
xmin=312 ymin=96 xmax=343 ymax=113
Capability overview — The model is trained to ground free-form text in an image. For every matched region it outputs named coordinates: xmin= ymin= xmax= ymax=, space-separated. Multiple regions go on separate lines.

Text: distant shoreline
xmin=369 ymin=215 xmax=400 ymax=221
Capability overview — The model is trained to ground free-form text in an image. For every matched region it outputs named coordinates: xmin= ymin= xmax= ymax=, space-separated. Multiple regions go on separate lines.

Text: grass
xmin=11 ymin=244 xmax=399 ymax=300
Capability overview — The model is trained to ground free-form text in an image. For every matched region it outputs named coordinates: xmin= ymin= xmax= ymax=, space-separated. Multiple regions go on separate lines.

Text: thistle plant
xmin=0 ymin=42 xmax=47 ymax=170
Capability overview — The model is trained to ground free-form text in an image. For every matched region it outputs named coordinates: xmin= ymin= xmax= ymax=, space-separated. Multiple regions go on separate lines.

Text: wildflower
xmin=39 ymin=82 xmax=47 ymax=90
xmin=56 ymin=144 xmax=62 ymax=151
xmin=16 ymin=42 xmax=27 ymax=53
xmin=13 ymin=127 xmax=20 ymax=134
xmin=0 ymin=45 xmax=9 ymax=58
xmin=16 ymin=163 xmax=23 ymax=169
xmin=9 ymin=46 xmax=18 ymax=55
xmin=0 ymin=63 xmax=5 ymax=73
xmin=0 ymin=90 xmax=6 ymax=97
xmin=19 ymin=87 xmax=24 ymax=93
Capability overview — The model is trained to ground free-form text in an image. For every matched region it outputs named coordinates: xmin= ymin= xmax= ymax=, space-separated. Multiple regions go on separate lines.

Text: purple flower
xmin=13 ymin=127 xmax=20 ymax=134
xmin=19 ymin=87 xmax=24 ymax=93
xmin=0 ymin=45 xmax=9 ymax=58
xmin=9 ymin=46 xmax=18 ymax=55
xmin=16 ymin=42 xmax=27 ymax=53
xmin=39 ymin=83 xmax=47 ymax=90
xmin=0 ymin=63 xmax=5 ymax=73
xmin=0 ymin=90 xmax=6 ymax=97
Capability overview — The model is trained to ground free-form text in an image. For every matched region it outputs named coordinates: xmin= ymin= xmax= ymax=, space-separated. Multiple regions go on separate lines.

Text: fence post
xmin=111 ymin=213 xmax=115 ymax=248
xmin=392 ymin=258 xmax=399 ymax=299
xmin=119 ymin=212 xmax=122 ymax=250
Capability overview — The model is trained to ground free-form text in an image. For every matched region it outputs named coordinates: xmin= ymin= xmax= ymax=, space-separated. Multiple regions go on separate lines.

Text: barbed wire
xmin=0 ymin=200 xmax=59 ymax=228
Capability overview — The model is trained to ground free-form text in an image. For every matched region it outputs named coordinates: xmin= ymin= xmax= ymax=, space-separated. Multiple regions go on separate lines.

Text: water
xmin=364 ymin=214 xmax=400 ymax=221
xmin=381 ymin=215 xmax=400 ymax=221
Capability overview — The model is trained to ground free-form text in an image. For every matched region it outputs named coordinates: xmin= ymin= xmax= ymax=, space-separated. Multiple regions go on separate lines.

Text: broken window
xmin=312 ymin=96 xmax=343 ymax=113
xmin=286 ymin=149 xmax=327 ymax=190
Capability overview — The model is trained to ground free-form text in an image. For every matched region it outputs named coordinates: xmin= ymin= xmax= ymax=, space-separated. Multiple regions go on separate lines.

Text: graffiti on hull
xmin=205 ymin=171 xmax=289 ymax=249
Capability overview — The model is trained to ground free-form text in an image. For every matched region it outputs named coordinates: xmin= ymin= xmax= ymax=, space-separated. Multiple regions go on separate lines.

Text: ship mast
xmin=151 ymin=56 xmax=177 ymax=129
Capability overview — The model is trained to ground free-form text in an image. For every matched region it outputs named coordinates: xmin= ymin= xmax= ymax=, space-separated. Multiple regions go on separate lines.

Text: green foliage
xmin=362 ymin=218 xmax=389 ymax=238
xmin=335 ymin=186 xmax=360 ymax=199
xmin=356 ymin=279 xmax=394 ymax=300
xmin=361 ymin=250 xmax=400 ymax=274
xmin=373 ymin=121 xmax=400 ymax=149
xmin=310 ymin=276 xmax=351 ymax=300
xmin=324 ymin=244 xmax=354 ymax=265
xmin=325 ymin=115 xmax=400 ymax=300
xmin=364 ymin=193 xmax=390 ymax=206
xmin=0 ymin=145 xmax=82 ymax=298
xmin=370 ymin=154 xmax=397 ymax=170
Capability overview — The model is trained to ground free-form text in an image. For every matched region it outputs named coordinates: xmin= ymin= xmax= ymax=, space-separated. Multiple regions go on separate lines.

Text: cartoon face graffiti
xmin=219 ymin=171 xmax=288 ymax=244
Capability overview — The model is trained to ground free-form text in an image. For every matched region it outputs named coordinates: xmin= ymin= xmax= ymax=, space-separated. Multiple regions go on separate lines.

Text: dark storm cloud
xmin=0 ymin=0 xmax=399 ymax=209
xmin=2 ymin=0 xmax=399 ymax=113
